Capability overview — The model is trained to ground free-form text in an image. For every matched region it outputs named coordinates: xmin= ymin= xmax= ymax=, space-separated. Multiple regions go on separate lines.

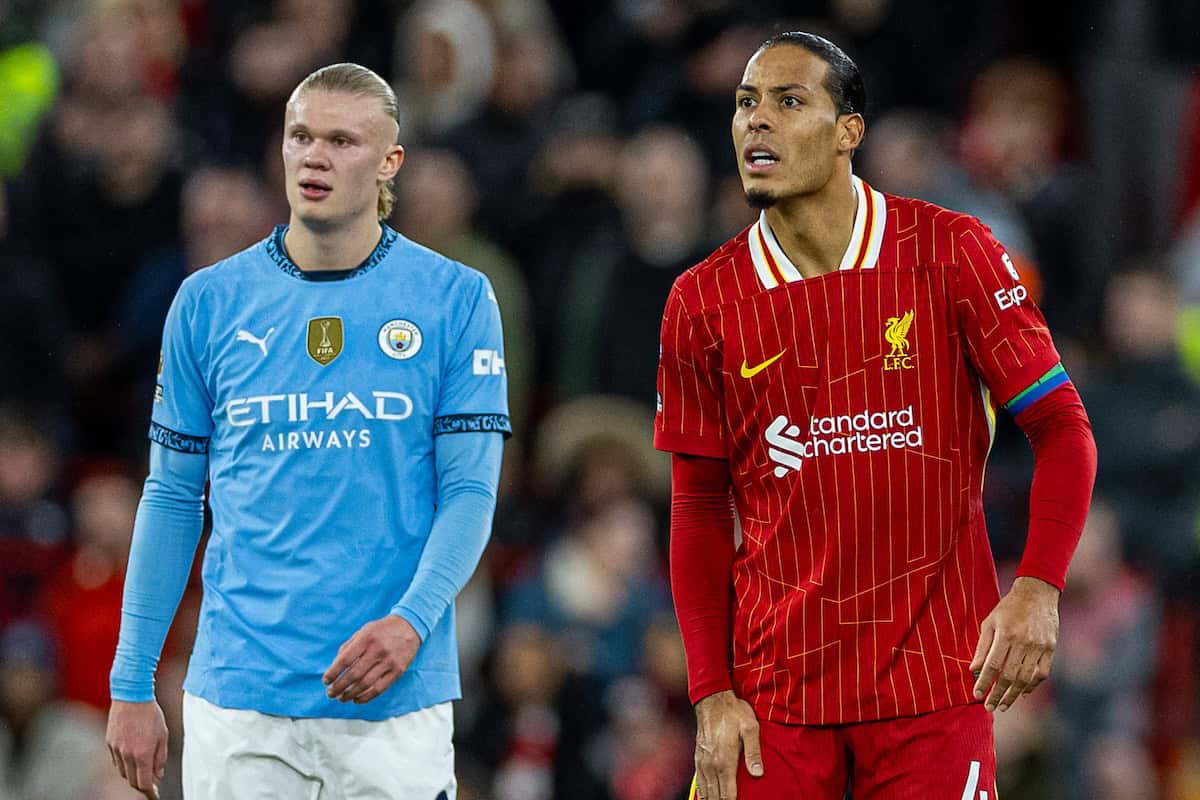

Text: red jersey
xmin=655 ymin=176 xmax=1069 ymax=725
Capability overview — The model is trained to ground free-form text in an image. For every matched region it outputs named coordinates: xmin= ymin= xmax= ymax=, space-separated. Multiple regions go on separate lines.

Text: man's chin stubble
xmin=745 ymin=188 xmax=777 ymax=209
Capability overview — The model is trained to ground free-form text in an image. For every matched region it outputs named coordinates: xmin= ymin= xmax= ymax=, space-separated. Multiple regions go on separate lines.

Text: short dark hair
xmin=758 ymin=31 xmax=866 ymax=118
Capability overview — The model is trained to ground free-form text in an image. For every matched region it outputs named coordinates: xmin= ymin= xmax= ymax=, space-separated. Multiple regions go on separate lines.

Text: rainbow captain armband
xmin=1004 ymin=363 xmax=1070 ymax=415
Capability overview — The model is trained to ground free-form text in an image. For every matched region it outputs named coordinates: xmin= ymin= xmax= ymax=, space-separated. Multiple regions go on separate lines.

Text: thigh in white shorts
xmin=182 ymin=692 xmax=456 ymax=799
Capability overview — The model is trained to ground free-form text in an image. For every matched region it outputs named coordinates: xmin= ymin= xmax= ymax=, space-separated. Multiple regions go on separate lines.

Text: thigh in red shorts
xmin=732 ymin=718 xmax=849 ymax=800
xmin=845 ymin=703 xmax=996 ymax=800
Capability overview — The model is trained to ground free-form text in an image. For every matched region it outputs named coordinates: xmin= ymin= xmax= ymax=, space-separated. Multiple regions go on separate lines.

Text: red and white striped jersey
xmin=655 ymin=176 xmax=1066 ymax=725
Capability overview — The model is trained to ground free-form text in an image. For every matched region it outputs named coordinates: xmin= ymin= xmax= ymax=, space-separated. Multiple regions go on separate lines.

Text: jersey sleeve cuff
xmin=654 ymin=429 xmax=727 ymax=459
xmin=390 ymin=607 xmax=431 ymax=643
xmin=687 ymin=675 xmax=734 ymax=706
xmin=110 ymin=677 xmax=156 ymax=704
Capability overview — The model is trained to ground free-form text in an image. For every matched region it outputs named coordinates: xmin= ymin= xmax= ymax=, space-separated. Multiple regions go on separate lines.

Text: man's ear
xmin=380 ymin=144 xmax=405 ymax=182
xmin=839 ymin=113 xmax=865 ymax=154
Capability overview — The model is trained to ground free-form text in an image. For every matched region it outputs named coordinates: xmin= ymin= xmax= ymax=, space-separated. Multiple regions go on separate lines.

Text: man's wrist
xmin=1011 ymin=575 xmax=1061 ymax=597
xmin=694 ymin=688 xmax=735 ymax=708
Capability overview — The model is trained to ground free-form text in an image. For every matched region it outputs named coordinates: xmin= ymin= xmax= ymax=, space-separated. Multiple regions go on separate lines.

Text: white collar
xmin=748 ymin=174 xmax=887 ymax=288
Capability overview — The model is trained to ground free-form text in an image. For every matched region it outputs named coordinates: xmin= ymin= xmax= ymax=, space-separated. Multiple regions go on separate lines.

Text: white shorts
xmin=181 ymin=692 xmax=456 ymax=800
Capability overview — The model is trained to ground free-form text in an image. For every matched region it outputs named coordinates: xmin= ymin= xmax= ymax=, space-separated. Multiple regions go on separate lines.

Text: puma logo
xmin=236 ymin=327 xmax=275 ymax=357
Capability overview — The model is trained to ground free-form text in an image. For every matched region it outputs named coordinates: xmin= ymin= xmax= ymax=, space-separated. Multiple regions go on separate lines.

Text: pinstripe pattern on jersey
xmin=655 ymin=191 xmax=1064 ymax=725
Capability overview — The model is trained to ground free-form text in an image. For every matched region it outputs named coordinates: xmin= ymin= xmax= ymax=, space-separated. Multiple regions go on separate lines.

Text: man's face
xmin=732 ymin=46 xmax=854 ymax=208
xmin=281 ymin=89 xmax=402 ymax=227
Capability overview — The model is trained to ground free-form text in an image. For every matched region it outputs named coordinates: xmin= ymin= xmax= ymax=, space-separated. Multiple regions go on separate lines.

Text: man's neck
xmin=764 ymin=171 xmax=857 ymax=279
xmin=284 ymin=214 xmax=383 ymax=272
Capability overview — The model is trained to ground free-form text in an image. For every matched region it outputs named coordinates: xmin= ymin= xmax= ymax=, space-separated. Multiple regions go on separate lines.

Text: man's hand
xmin=970 ymin=576 xmax=1060 ymax=712
xmin=692 ymin=690 xmax=763 ymax=800
xmin=323 ymin=614 xmax=421 ymax=704
xmin=106 ymin=699 xmax=168 ymax=800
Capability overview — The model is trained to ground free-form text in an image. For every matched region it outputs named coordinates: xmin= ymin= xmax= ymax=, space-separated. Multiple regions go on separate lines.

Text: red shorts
xmin=700 ymin=703 xmax=997 ymax=799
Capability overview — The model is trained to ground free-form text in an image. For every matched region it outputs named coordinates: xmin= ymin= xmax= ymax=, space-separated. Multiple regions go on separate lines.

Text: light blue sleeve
xmin=109 ymin=443 xmax=207 ymax=702
xmin=391 ymin=431 xmax=503 ymax=640
xmin=150 ymin=275 xmax=214 ymax=452
xmin=432 ymin=274 xmax=512 ymax=437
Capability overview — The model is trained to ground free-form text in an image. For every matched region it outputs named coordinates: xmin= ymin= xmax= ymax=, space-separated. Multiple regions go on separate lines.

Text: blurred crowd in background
xmin=0 ymin=0 xmax=1199 ymax=798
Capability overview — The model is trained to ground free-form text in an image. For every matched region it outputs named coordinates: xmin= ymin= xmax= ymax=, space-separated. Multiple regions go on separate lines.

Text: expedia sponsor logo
xmin=994 ymin=285 xmax=1028 ymax=310
xmin=766 ymin=406 xmax=923 ymax=477
xmin=883 ymin=310 xmax=915 ymax=371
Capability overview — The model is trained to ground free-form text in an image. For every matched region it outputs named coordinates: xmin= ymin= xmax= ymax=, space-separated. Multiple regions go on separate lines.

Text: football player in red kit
xmin=656 ymin=32 xmax=1097 ymax=800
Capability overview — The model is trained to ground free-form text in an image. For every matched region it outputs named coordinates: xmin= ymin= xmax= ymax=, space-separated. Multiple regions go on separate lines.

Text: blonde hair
xmin=295 ymin=63 xmax=400 ymax=220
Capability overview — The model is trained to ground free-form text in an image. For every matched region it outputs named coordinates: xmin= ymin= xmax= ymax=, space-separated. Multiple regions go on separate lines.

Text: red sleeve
xmin=953 ymin=216 xmax=1063 ymax=406
xmin=669 ymin=452 xmax=736 ymax=704
xmin=1011 ymin=383 xmax=1098 ymax=590
xmin=655 ymin=282 xmax=727 ymax=458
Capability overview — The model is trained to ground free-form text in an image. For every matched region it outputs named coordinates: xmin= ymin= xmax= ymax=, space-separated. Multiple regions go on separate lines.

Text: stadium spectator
xmin=1052 ymin=499 xmax=1161 ymax=799
xmin=0 ymin=414 xmax=69 ymax=630
xmin=960 ymin=57 xmax=1105 ymax=340
xmin=555 ymin=125 xmax=712 ymax=401
xmin=1082 ymin=267 xmax=1200 ymax=580
xmin=39 ymin=466 xmax=141 ymax=712
xmin=0 ymin=620 xmax=107 ymax=800
xmin=505 ymin=497 xmax=670 ymax=685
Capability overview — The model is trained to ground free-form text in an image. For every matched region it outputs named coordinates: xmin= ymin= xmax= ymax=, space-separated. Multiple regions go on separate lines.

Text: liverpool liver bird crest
xmin=885 ymin=311 xmax=914 ymax=357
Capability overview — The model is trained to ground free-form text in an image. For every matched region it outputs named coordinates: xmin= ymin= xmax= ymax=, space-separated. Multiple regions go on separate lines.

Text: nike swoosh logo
xmin=740 ymin=350 xmax=786 ymax=379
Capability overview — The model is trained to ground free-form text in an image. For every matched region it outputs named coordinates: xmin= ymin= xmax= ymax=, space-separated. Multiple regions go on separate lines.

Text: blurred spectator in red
xmin=0 ymin=413 xmax=69 ymax=629
xmin=605 ymin=675 xmax=692 ymax=800
xmin=37 ymin=466 xmax=140 ymax=711
xmin=1054 ymin=499 xmax=1161 ymax=800
xmin=603 ymin=617 xmax=694 ymax=800
xmin=460 ymin=623 xmax=607 ymax=800
xmin=0 ymin=619 xmax=107 ymax=800
xmin=960 ymin=57 xmax=1104 ymax=340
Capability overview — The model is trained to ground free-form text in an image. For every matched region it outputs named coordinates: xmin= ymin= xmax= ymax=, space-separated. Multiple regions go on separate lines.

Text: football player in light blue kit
xmin=105 ymin=63 xmax=509 ymax=800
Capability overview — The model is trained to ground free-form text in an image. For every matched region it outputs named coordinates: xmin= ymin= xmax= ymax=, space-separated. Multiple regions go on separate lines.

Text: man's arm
xmin=111 ymin=442 xmax=207 ymax=697
xmin=671 ymin=453 xmax=763 ymax=800
xmin=107 ymin=442 xmax=208 ymax=799
xmin=323 ymin=430 xmax=502 ymax=703
xmin=670 ymin=453 xmax=736 ymax=702
xmin=970 ymin=383 xmax=1097 ymax=711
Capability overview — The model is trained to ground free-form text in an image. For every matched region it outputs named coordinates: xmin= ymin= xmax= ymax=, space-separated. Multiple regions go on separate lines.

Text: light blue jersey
xmin=149 ymin=225 xmax=509 ymax=719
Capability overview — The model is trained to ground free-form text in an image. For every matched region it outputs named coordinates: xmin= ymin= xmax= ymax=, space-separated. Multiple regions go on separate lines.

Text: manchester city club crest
xmin=307 ymin=316 xmax=344 ymax=365
xmin=378 ymin=319 xmax=422 ymax=360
